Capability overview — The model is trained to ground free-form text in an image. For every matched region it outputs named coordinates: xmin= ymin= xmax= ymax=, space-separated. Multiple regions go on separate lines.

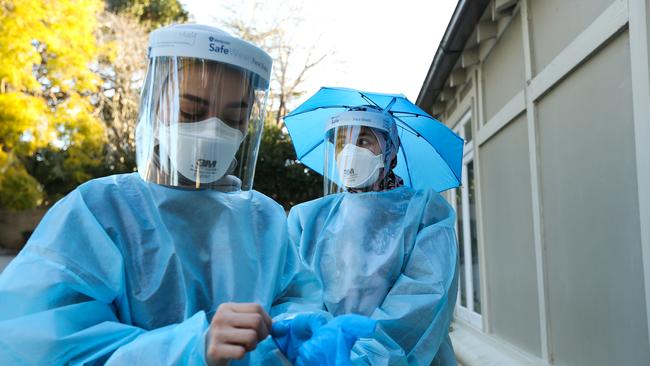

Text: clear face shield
xmin=324 ymin=125 xmax=397 ymax=195
xmin=136 ymin=24 xmax=272 ymax=191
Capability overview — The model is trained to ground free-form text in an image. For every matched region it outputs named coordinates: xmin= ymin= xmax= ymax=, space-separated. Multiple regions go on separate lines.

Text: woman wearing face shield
xmin=0 ymin=24 xmax=333 ymax=365
xmin=287 ymin=106 xmax=459 ymax=365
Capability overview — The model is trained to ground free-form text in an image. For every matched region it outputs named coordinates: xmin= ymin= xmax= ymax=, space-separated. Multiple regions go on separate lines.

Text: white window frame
xmin=452 ymin=111 xmax=483 ymax=329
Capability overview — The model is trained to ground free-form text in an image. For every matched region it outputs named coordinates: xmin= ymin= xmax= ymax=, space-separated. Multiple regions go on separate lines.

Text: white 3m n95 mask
xmin=336 ymin=144 xmax=384 ymax=188
xmin=159 ymin=117 xmax=244 ymax=184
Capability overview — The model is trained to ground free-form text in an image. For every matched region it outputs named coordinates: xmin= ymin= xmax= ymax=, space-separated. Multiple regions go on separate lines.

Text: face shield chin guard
xmin=136 ymin=24 xmax=272 ymax=192
xmin=323 ymin=108 xmax=399 ymax=195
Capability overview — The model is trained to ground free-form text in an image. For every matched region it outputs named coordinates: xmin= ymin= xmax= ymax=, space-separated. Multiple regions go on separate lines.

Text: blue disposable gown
xmin=287 ymin=187 xmax=459 ymax=366
xmin=0 ymin=173 xmax=321 ymax=365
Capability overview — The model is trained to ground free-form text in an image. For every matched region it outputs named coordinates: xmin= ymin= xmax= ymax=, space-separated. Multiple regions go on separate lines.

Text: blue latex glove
xmin=296 ymin=314 xmax=377 ymax=366
xmin=271 ymin=313 xmax=328 ymax=363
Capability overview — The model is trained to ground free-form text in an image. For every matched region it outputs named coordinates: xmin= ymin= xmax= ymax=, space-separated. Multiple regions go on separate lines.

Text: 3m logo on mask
xmin=344 ymin=168 xmax=356 ymax=177
xmin=197 ymin=159 xmax=217 ymax=169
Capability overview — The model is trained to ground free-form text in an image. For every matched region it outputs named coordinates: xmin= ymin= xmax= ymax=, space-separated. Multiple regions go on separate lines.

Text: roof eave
xmin=416 ymin=0 xmax=492 ymax=112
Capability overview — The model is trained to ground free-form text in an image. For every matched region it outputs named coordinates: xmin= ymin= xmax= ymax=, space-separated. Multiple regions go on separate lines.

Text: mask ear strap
xmin=368 ymin=128 xmax=394 ymax=174
xmin=227 ymin=157 xmax=238 ymax=175
xmin=368 ymin=129 xmax=387 ymax=155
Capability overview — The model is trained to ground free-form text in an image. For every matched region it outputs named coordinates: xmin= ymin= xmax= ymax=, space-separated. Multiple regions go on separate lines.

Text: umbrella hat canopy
xmin=284 ymin=87 xmax=463 ymax=192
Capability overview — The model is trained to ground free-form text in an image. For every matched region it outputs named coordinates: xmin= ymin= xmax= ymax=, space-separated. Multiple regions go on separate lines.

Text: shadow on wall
xmin=0 ymin=207 xmax=48 ymax=253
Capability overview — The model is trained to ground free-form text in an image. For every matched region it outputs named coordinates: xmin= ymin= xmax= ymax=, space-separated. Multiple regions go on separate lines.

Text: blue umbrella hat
xmin=283 ymin=87 xmax=464 ymax=193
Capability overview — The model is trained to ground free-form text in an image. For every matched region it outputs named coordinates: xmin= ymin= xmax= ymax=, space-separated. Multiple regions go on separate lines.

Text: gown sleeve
xmin=0 ymin=189 xmax=210 ymax=365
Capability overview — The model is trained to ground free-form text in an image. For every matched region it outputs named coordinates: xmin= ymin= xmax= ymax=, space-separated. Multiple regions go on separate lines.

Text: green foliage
xmin=0 ymin=161 xmax=43 ymax=211
xmin=255 ymin=122 xmax=322 ymax=210
xmin=107 ymin=0 xmax=189 ymax=30
xmin=23 ymin=147 xmax=73 ymax=204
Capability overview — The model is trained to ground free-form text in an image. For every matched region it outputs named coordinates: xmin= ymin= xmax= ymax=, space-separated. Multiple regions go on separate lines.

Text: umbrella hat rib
xmin=284 ymin=105 xmax=353 ymax=119
xmin=399 ymin=139 xmax=415 ymax=187
xmin=385 ymin=97 xmax=397 ymax=111
xmin=297 ymin=139 xmax=324 ymax=162
xmin=391 ymin=115 xmax=421 ymax=138
xmin=359 ymin=92 xmax=383 ymax=109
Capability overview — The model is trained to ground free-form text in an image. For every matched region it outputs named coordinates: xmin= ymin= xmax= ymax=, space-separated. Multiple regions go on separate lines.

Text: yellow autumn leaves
xmin=0 ymin=0 xmax=109 ymax=209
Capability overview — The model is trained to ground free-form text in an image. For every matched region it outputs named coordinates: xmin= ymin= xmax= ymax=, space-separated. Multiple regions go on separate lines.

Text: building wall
xmin=537 ymin=30 xmax=648 ymax=365
xmin=434 ymin=0 xmax=650 ymax=364
xmin=0 ymin=208 xmax=47 ymax=251
xmin=482 ymin=12 xmax=525 ymax=122
xmin=479 ymin=113 xmax=541 ymax=357
xmin=528 ymin=0 xmax=616 ymax=75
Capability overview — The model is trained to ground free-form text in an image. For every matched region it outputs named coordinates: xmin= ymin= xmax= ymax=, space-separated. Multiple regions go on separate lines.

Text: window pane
xmin=468 ymin=161 xmax=481 ymax=314
xmin=464 ymin=118 xmax=473 ymax=143
xmin=456 ymin=187 xmax=466 ymax=307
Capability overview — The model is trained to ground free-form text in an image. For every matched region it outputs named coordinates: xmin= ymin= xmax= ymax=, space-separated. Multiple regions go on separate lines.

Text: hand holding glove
xmin=271 ymin=313 xmax=377 ymax=366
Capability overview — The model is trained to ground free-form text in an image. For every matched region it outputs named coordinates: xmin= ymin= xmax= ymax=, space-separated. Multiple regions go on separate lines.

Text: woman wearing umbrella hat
xmin=287 ymin=104 xmax=460 ymax=365
xmin=323 ymin=106 xmax=403 ymax=193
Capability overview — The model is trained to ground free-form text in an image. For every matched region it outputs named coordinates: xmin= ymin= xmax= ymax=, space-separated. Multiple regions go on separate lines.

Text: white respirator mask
xmin=158 ymin=117 xmax=244 ymax=184
xmin=336 ymin=144 xmax=384 ymax=188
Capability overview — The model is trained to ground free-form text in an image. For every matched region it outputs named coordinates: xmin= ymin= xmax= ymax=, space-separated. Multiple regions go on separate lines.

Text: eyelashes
xmin=179 ymin=110 xmax=207 ymax=121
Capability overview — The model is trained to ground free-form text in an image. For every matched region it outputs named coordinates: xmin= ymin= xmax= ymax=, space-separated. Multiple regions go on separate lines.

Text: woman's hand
xmin=205 ymin=302 xmax=273 ymax=366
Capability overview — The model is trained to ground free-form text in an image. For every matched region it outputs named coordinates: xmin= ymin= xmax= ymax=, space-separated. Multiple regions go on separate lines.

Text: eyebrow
xmin=224 ymin=101 xmax=250 ymax=109
xmin=358 ymin=131 xmax=376 ymax=139
xmin=180 ymin=94 xmax=209 ymax=106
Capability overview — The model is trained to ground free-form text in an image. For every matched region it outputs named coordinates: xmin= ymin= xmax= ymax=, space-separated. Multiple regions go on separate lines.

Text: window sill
xmin=450 ymin=320 xmax=549 ymax=366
